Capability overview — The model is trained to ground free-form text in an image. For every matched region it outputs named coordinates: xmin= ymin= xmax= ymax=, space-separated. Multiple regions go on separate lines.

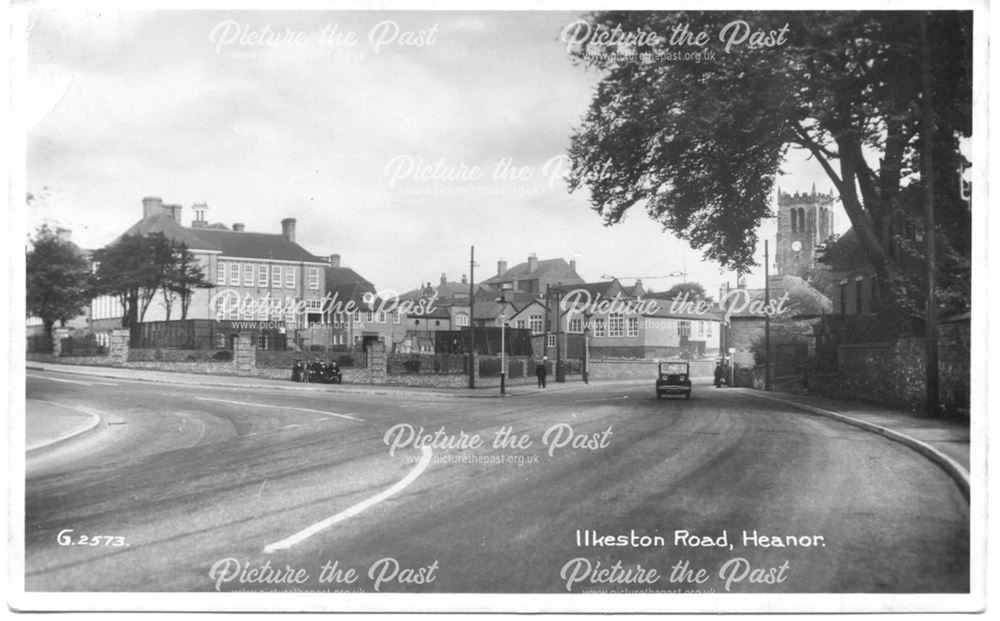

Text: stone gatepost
xmin=369 ymin=342 xmax=387 ymax=385
xmin=52 ymin=328 xmax=70 ymax=356
xmin=109 ymin=329 xmax=131 ymax=366
xmin=471 ymin=352 xmax=480 ymax=387
xmin=234 ymin=333 xmax=256 ymax=376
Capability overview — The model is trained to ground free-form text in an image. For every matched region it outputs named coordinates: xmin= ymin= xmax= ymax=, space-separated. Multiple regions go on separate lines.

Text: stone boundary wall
xmin=588 ymin=358 xmax=715 ymax=382
xmin=128 ymin=349 xmax=230 ymax=363
xmin=804 ymin=328 xmax=968 ymax=418
xmin=805 ymin=338 xmax=928 ymax=413
xmin=30 ymin=332 xmax=725 ymax=391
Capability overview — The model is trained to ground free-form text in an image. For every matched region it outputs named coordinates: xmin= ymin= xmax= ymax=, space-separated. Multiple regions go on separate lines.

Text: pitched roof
xmin=185 ymin=228 xmax=324 ymax=263
xmin=557 ymin=280 xmax=623 ymax=298
xmin=114 ymin=214 xmax=209 ymax=250
xmin=413 ymin=304 xmax=452 ymax=319
xmin=481 ymin=257 xmax=584 ymax=285
xmin=325 ymin=266 xmax=375 ymax=291
xmin=645 ymin=303 xmax=726 ymax=322
xmin=438 ymin=281 xmax=472 ymax=299
xmin=114 ymin=214 xmax=325 ymax=263
xmin=724 ymin=275 xmax=832 ymax=318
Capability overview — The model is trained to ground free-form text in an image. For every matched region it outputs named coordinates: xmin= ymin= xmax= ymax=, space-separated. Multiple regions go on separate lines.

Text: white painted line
xmin=27 ymin=374 xmax=117 ymax=387
xmin=194 ymin=396 xmax=364 ymax=422
xmin=571 ymin=395 xmax=630 ymax=404
xmin=26 ymin=402 xmax=102 ymax=452
xmin=263 ymin=445 xmax=433 ymax=554
xmin=180 ymin=415 xmax=207 ymax=449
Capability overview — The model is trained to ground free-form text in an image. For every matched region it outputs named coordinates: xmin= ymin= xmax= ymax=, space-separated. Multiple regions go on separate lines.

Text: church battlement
xmin=776 ymin=185 xmax=838 ymax=207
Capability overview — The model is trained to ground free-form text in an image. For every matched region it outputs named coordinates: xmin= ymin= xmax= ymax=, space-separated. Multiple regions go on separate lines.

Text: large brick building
xmin=90 ymin=197 xmax=329 ymax=349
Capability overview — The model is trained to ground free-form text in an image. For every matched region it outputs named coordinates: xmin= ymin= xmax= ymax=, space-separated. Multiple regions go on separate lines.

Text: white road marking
xmin=27 ymin=374 xmax=117 ymax=387
xmin=571 ymin=395 xmax=630 ymax=404
xmin=263 ymin=445 xmax=433 ymax=554
xmin=194 ymin=397 xmax=364 ymax=422
xmin=179 ymin=415 xmax=207 ymax=449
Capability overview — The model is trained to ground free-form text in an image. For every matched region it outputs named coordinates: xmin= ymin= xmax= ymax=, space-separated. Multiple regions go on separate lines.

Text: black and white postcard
xmin=7 ymin=0 xmax=989 ymax=614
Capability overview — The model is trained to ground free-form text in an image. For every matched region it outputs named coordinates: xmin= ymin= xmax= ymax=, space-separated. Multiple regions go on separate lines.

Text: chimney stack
xmin=569 ymin=259 xmax=577 ymax=274
xmin=164 ymin=204 xmax=182 ymax=222
xmin=440 ymin=273 xmax=447 ymax=285
xmin=527 ymin=253 xmax=538 ymax=273
xmin=497 ymin=259 xmax=507 ymax=276
xmin=281 ymin=218 xmax=297 ymax=243
xmin=142 ymin=196 xmax=164 ymax=219
xmin=232 ymin=222 xmax=245 ymax=232
xmin=55 ymin=227 xmax=72 ymax=243
xmin=461 ymin=274 xmax=467 ymax=284
xmin=329 ymin=253 xmax=341 ymax=268
xmin=191 ymin=203 xmax=209 ymax=228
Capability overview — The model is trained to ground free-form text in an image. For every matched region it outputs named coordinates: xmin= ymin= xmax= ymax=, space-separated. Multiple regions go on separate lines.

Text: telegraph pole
xmin=764 ymin=241 xmax=771 ymax=391
xmin=920 ymin=13 xmax=939 ymax=416
xmin=469 ymin=245 xmax=476 ymax=389
xmin=555 ymin=286 xmax=564 ymax=383
xmin=543 ymin=283 xmax=550 ymax=366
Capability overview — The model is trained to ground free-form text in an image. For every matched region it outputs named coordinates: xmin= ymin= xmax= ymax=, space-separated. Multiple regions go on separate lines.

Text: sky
xmin=21 ymin=8 xmax=847 ymax=297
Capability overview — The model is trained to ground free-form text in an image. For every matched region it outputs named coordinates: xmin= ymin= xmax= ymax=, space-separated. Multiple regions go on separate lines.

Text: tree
xmin=93 ymin=233 xmax=212 ymax=340
xmin=660 ymin=281 xmax=710 ymax=302
xmin=167 ymin=242 xmax=213 ymax=320
xmin=566 ymin=11 xmax=972 ymax=316
xmin=26 ymin=225 xmax=94 ymax=336
xmin=92 ymin=234 xmax=153 ymax=332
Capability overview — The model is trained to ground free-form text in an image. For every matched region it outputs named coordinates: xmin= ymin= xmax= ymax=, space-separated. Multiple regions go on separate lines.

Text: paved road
xmin=24 ymin=370 xmax=969 ymax=593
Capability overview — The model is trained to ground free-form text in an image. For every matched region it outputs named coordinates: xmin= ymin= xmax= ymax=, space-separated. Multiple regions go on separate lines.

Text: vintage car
xmin=656 ymin=361 xmax=692 ymax=400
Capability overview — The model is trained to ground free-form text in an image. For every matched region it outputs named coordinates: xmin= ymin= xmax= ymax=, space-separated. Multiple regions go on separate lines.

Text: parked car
xmin=656 ymin=361 xmax=691 ymax=400
xmin=309 ymin=360 xmax=343 ymax=384
xmin=292 ymin=360 xmax=343 ymax=384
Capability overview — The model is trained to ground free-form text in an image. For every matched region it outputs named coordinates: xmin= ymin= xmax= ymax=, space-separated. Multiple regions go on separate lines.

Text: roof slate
xmin=114 ymin=214 xmax=325 ymax=263
xmin=481 ymin=257 xmax=584 ymax=285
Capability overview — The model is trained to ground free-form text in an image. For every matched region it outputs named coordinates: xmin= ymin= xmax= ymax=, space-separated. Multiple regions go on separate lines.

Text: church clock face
xmin=791 ymin=240 xmax=802 ymax=252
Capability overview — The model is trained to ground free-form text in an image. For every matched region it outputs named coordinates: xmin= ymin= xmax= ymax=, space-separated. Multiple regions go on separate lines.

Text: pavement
xmin=24 ymin=361 xmax=590 ymax=398
xmin=23 ymin=362 xmax=971 ymax=500
xmin=25 ymin=399 xmax=102 ymax=452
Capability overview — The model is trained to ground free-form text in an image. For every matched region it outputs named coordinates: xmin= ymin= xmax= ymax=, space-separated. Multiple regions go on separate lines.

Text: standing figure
xmin=714 ymin=361 xmax=724 ymax=388
xmin=536 ymin=358 xmax=548 ymax=388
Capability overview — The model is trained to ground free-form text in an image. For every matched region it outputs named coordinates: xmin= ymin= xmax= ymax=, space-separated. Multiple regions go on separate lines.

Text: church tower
xmin=774 ymin=184 xmax=837 ymax=278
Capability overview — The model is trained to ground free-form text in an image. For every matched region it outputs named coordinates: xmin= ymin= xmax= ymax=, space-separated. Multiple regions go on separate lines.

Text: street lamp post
xmin=498 ymin=283 xmax=512 ymax=396
xmin=764 ymin=240 xmax=771 ymax=391
xmin=555 ymin=286 xmax=565 ymax=383
xmin=500 ymin=311 xmax=506 ymax=395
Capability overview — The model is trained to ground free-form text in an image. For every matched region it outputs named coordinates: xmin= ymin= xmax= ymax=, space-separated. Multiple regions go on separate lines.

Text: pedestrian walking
xmin=536 ymin=357 xmax=548 ymax=388
xmin=714 ymin=361 xmax=724 ymax=388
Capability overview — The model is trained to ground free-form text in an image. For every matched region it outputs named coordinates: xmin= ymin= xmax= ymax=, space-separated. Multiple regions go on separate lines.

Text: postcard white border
xmin=5 ymin=0 xmax=991 ymax=614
